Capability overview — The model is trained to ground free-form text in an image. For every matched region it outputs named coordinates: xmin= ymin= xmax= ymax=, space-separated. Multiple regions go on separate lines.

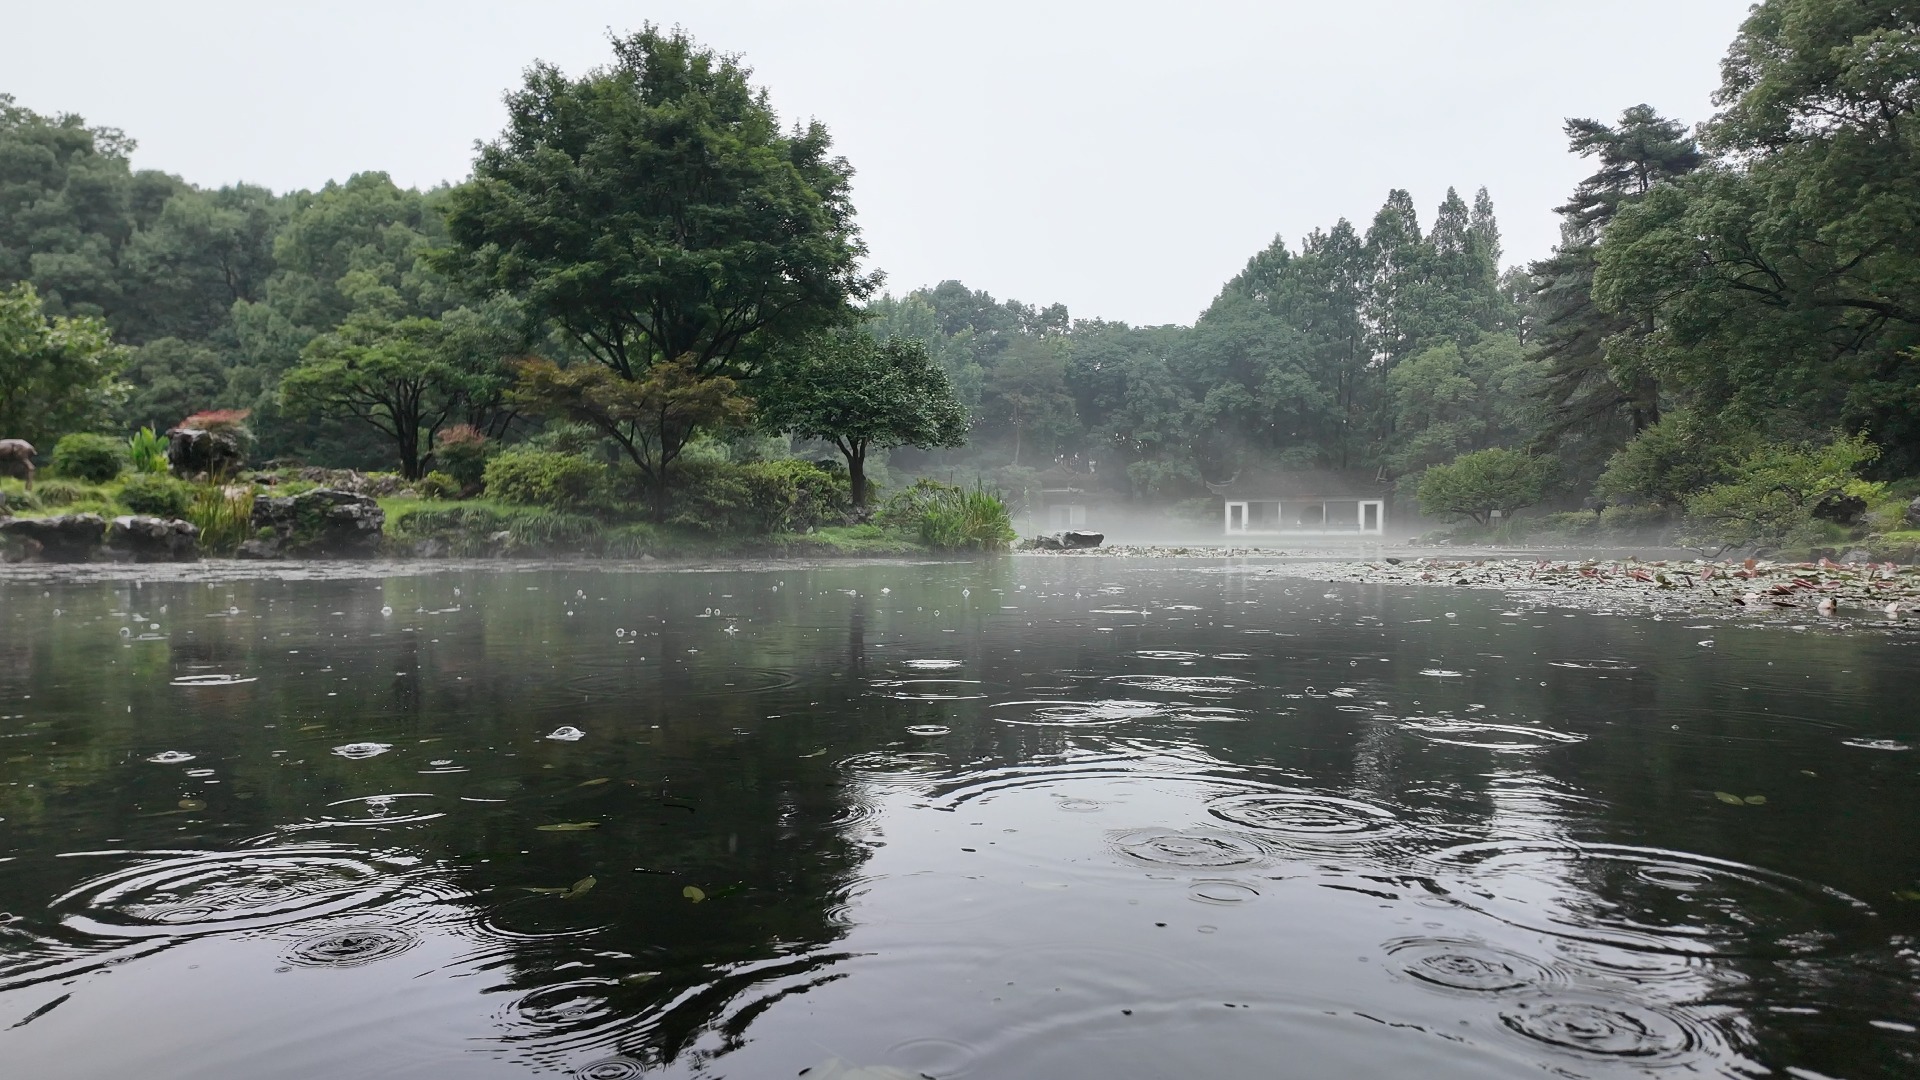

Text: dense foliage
xmin=3 ymin=2 xmax=1916 ymax=553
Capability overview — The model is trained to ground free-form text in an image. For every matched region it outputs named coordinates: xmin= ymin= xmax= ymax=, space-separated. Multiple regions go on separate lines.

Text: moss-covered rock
xmin=239 ymin=489 xmax=384 ymax=558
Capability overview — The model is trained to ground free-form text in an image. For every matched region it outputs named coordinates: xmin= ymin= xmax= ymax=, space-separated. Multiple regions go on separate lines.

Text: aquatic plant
xmin=917 ymin=485 xmax=1016 ymax=552
xmin=127 ymin=426 xmax=170 ymax=474
xmin=187 ymin=483 xmax=257 ymax=555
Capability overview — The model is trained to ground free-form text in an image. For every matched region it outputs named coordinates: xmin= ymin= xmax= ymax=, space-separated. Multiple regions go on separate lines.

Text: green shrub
xmin=50 ymin=433 xmax=128 ymax=483
xmin=482 ymin=448 xmax=606 ymax=509
xmin=417 ymin=471 xmax=461 ymax=499
xmin=506 ymin=510 xmax=605 ymax=552
xmin=1682 ymin=434 xmax=1878 ymax=552
xmin=30 ymin=479 xmax=95 ymax=507
xmin=668 ymin=459 xmax=850 ymax=535
xmin=128 ymin=427 xmax=170 ymax=474
xmin=603 ymin=523 xmax=662 ymax=558
xmin=1416 ymin=448 xmax=1555 ymax=525
xmin=433 ymin=425 xmax=491 ymax=490
xmin=913 ymin=484 xmax=1016 ymax=551
xmin=390 ymin=505 xmax=513 ymax=556
xmin=0 ymin=481 xmax=41 ymax=511
xmin=119 ymin=473 xmax=193 ymax=518
xmin=1597 ymin=410 xmax=1752 ymax=509
xmin=1598 ymin=503 xmax=1673 ymax=531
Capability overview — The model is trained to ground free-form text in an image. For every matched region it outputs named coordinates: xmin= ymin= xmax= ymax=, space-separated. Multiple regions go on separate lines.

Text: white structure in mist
xmin=1223 ymin=497 xmax=1385 ymax=536
xmin=1213 ymin=471 xmax=1387 ymax=537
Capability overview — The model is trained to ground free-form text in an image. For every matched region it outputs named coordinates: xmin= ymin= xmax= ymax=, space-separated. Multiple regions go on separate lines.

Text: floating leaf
xmin=564 ymin=875 xmax=597 ymax=899
xmin=576 ymin=777 xmax=612 ymax=787
xmin=523 ymin=886 xmax=570 ymax=895
xmin=1743 ymin=795 xmax=1768 ymax=806
xmin=1894 ymin=890 xmax=1920 ymax=902
xmin=537 ymin=821 xmax=600 ymax=832
xmin=682 ymin=885 xmax=706 ymax=903
xmin=1714 ymin=791 xmax=1745 ymax=805
xmin=177 ymin=798 xmax=205 ymax=811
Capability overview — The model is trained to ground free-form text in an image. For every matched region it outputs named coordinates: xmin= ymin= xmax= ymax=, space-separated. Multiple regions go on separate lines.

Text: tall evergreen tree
xmin=1527 ymin=105 xmax=1702 ymax=473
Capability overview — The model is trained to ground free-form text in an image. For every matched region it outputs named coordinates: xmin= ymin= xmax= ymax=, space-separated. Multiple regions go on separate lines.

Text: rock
xmin=412 ymin=538 xmax=448 ymax=559
xmin=105 ymin=516 xmax=200 ymax=562
xmin=1842 ymin=548 xmax=1872 ymax=564
xmin=1028 ymin=531 xmax=1106 ymax=551
xmin=0 ymin=514 xmax=108 ymax=562
xmin=1812 ymin=492 xmax=1868 ymax=525
xmin=0 ymin=490 xmax=9 ymax=517
xmin=247 ymin=489 xmax=385 ymax=558
xmin=1907 ymin=496 xmax=1920 ymax=528
xmin=235 ymin=538 xmax=281 ymax=560
xmin=166 ymin=427 xmax=246 ymax=478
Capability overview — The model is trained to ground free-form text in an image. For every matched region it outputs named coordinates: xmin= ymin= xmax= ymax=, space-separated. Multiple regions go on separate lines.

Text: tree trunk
xmin=848 ymin=443 xmax=868 ymax=511
xmin=651 ymin=469 xmax=671 ymax=524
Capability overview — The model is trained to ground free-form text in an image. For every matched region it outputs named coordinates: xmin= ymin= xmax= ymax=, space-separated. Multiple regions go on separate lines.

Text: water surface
xmin=1 ymin=560 xmax=1916 ymax=1078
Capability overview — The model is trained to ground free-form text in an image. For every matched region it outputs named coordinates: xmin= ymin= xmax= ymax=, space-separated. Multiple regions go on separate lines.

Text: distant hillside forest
xmin=3 ymin=0 xmax=1916 ymax=540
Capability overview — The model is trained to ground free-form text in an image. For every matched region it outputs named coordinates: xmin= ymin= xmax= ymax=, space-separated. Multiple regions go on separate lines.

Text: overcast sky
xmin=6 ymin=1 xmax=1754 ymax=326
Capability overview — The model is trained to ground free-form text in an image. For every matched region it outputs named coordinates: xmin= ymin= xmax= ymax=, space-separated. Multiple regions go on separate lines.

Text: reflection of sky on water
xmin=0 ymin=560 xmax=1915 ymax=1078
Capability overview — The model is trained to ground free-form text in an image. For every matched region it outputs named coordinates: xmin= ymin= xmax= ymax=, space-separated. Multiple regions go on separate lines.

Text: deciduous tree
xmin=759 ymin=332 xmax=967 ymax=509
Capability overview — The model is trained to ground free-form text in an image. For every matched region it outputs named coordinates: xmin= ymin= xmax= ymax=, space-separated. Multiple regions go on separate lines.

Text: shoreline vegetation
xmin=6 ymin=6 xmax=1920 ymax=568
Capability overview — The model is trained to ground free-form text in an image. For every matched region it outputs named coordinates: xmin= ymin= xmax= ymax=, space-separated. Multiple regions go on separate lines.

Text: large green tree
xmin=758 ymin=331 xmax=967 ymax=508
xmin=0 ymin=282 xmax=126 ymax=445
xmin=443 ymin=25 xmax=876 ymax=381
xmin=280 ymin=308 xmax=517 ymax=479
xmin=1527 ymin=105 xmax=1702 ymax=473
xmin=1595 ymin=0 xmax=1920 ymax=471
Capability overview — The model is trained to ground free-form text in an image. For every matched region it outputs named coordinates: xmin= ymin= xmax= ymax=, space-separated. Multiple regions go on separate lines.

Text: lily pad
xmin=682 ymin=885 xmax=706 ymax=903
xmin=1714 ymin=791 xmax=1745 ymax=805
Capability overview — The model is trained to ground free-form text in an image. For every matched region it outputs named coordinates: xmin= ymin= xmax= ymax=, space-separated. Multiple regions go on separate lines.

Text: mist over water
xmin=1 ymin=560 xmax=1916 ymax=1078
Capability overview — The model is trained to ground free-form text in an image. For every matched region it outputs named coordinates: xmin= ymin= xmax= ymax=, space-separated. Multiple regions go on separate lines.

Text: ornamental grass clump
xmin=187 ymin=483 xmax=257 ymax=555
xmin=911 ymin=484 xmax=1015 ymax=552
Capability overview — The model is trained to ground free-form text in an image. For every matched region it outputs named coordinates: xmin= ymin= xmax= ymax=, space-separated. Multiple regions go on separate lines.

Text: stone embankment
xmin=238 ymin=489 xmax=385 ymax=559
xmin=0 ymin=514 xmax=201 ymax=563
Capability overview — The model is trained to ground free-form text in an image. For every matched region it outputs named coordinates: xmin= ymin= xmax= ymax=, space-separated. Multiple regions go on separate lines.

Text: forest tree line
xmin=2 ymin=0 xmax=1915 ymax=545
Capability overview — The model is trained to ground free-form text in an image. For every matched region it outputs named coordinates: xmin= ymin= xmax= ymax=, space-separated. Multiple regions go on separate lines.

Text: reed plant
xmin=187 ymin=483 xmax=257 ymax=555
xmin=917 ymin=485 xmax=1016 ymax=552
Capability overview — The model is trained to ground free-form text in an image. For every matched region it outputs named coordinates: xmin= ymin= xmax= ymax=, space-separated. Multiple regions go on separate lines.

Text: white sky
xmin=6 ymin=1 xmax=1753 ymax=326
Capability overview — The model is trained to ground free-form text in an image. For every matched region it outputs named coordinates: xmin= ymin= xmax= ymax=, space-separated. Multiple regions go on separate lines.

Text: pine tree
xmin=1527 ymin=105 xmax=1702 ymax=474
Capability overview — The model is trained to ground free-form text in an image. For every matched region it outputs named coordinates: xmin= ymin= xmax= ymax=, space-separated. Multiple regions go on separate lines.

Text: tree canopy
xmin=0 ymin=282 xmax=125 ymax=446
xmin=442 ymin=25 xmax=876 ymax=381
xmin=759 ymin=331 xmax=967 ymax=507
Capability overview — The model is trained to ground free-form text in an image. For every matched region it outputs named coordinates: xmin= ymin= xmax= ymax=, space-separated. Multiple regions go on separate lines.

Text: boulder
xmin=166 ymin=427 xmax=246 ymax=478
xmin=1907 ymin=496 xmax=1920 ymax=529
xmin=242 ymin=489 xmax=385 ymax=559
xmin=1029 ymin=530 xmax=1106 ymax=550
xmin=0 ymin=513 xmax=108 ymax=562
xmin=106 ymin=516 xmax=200 ymax=562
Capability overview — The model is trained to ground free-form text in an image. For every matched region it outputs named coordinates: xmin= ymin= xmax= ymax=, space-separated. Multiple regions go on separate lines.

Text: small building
xmin=1040 ymin=489 xmax=1088 ymax=531
xmin=1210 ymin=470 xmax=1388 ymax=538
xmin=1029 ymin=464 xmax=1101 ymax=532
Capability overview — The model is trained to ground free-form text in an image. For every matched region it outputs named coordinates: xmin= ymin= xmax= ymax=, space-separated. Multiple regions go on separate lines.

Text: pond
xmin=0 ymin=559 xmax=1916 ymax=1078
